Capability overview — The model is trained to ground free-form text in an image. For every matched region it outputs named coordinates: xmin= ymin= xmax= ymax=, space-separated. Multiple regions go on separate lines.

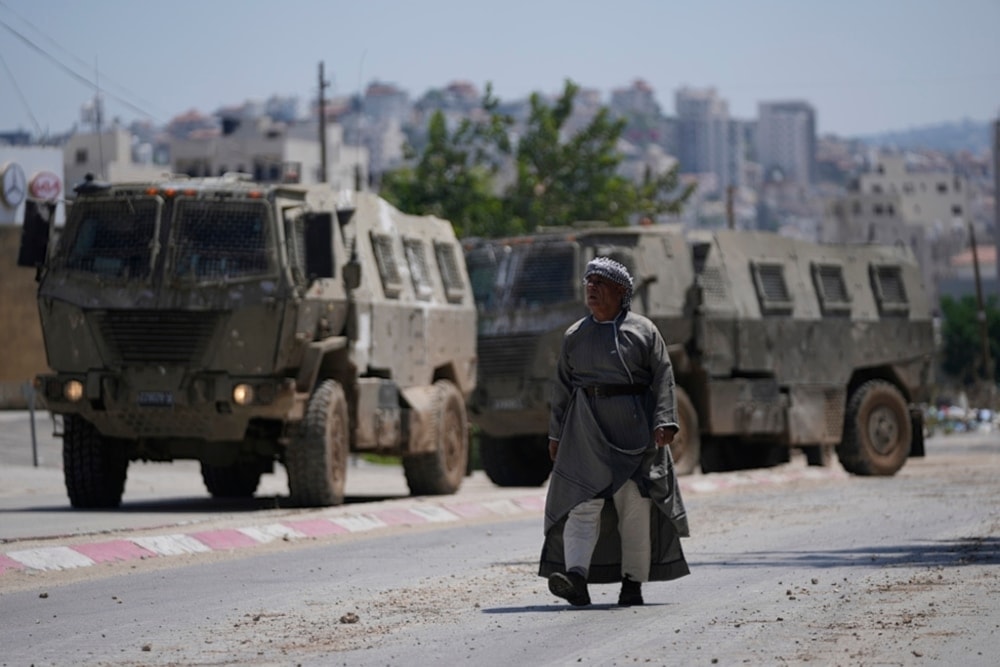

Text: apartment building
xmin=822 ymin=153 xmax=976 ymax=305
xmin=757 ymin=101 xmax=816 ymax=187
xmin=675 ymin=87 xmax=743 ymax=192
xmin=857 ymin=154 xmax=970 ymax=230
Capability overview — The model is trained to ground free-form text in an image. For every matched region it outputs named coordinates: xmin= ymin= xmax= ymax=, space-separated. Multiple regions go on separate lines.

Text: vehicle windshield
xmin=62 ymin=197 xmax=159 ymax=279
xmin=466 ymin=241 xmax=577 ymax=311
xmin=171 ymin=199 xmax=273 ymax=281
xmin=509 ymin=244 xmax=576 ymax=306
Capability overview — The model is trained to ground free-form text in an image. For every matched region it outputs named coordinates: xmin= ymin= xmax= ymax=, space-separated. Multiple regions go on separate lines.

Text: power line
xmin=0 ymin=14 xmax=163 ymax=123
xmin=0 ymin=47 xmax=42 ymax=135
xmin=0 ymin=0 xmax=163 ymax=115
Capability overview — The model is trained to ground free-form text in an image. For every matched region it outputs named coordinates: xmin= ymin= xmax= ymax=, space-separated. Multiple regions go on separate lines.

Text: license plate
xmin=137 ymin=391 xmax=174 ymax=407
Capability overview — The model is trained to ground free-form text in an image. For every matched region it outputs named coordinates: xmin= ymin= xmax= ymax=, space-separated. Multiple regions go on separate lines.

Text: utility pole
xmin=726 ymin=185 xmax=735 ymax=229
xmin=318 ymin=62 xmax=329 ymax=184
xmin=968 ymin=221 xmax=995 ymax=405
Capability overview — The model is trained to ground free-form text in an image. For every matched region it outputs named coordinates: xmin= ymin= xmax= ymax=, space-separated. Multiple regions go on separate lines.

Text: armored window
xmin=371 ymin=232 xmax=402 ymax=298
xmin=750 ymin=261 xmax=793 ymax=315
xmin=811 ymin=262 xmax=851 ymax=316
xmin=286 ymin=210 xmax=334 ymax=283
xmin=699 ymin=266 xmax=729 ymax=305
xmin=464 ymin=245 xmax=498 ymax=308
xmin=403 ymin=238 xmax=433 ymax=301
xmin=870 ymin=264 xmax=909 ymax=316
xmin=63 ymin=197 xmax=159 ymax=280
xmin=434 ymin=240 xmax=466 ymax=304
xmin=173 ymin=199 xmax=272 ymax=281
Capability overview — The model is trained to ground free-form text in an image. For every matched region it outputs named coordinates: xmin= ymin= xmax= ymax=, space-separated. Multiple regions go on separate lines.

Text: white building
xmin=63 ymin=126 xmax=167 ymax=190
xmin=857 ymin=154 xmax=970 ymax=232
xmin=170 ymin=117 xmax=368 ymax=189
xmin=821 ymin=153 xmax=975 ymax=305
xmin=756 ymin=101 xmax=816 ymax=186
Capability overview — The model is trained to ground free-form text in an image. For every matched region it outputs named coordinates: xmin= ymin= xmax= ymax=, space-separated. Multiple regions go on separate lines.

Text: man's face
xmin=585 ymin=274 xmax=625 ymax=320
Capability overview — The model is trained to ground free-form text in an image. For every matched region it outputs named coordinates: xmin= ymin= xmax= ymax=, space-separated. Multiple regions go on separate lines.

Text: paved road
xmin=0 ymin=430 xmax=996 ymax=666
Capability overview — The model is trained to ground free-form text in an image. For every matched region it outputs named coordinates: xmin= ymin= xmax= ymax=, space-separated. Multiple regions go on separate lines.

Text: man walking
xmin=540 ymin=256 xmax=690 ymax=606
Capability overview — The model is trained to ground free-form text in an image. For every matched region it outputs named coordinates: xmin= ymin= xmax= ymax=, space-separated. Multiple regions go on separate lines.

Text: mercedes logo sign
xmin=1 ymin=162 xmax=27 ymax=209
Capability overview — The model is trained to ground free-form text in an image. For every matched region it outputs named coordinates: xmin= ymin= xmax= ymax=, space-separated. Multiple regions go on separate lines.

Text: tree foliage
xmin=380 ymin=79 xmax=693 ymax=238
xmin=378 ymin=86 xmax=511 ymax=238
xmin=939 ymin=294 xmax=1000 ymax=386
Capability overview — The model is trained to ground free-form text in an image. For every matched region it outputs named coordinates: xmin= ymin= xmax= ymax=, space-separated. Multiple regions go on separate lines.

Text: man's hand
xmin=548 ymin=438 xmax=559 ymax=461
xmin=654 ymin=426 xmax=677 ymax=448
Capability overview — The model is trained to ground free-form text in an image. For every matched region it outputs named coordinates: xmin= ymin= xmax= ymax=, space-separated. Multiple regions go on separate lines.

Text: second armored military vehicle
xmin=465 ymin=226 xmax=935 ymax=485
xmin=24 ymin=175 xmax=477 ymax=508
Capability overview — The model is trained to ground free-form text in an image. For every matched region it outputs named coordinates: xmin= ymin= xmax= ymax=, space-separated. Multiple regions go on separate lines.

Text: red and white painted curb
xmin=0 ymin=465 xmax=844 ymax=577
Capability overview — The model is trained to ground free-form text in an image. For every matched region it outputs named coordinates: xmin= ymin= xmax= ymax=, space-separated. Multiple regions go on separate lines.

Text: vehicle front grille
xmin=478 ymin=334 xmax=538 ymax=379
xmin=96 ymin=310 xmax=220 ymax=364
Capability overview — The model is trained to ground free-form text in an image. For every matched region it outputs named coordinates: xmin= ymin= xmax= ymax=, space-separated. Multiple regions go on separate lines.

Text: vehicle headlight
xmin=232 ymin=383 xmax=254 ymax=406
xmin=64 ymin=379 xmax=84 ymax=402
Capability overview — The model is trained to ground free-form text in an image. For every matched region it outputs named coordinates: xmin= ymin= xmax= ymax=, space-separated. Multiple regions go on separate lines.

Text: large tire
xmin=480 ymin=434 xmax=553 ymax=487
xmin=672 ymin=386 xmax=701 ymax=475
xmin=63 ymin=415 xmax=129 ymax=509
xmin=837 ymin=380 xmax=912 ymax=476
xmin=403 ymin=379 xmax=468 ymax=496
xmin=286 ymin=379 xmax=349 ymax=507
xmin=201 ymin=461 xmax=262 ymax=498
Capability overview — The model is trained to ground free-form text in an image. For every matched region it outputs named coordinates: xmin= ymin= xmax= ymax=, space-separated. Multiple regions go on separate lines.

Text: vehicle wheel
xmin=286 ymin=379 xmax=349 ymax=507
xmin=837 ymin=380 xmax=911 ymax=476
xmin=671 ymin=387 xmax=701 ymax=475
xmin=403 ymin=379 xmax=468 ymax=496
xmin=201 ymin=461 xmax=262 ymax=498
xmin=63 ymin=415 xmax=129 ymax=509
xmin=480 ymin=434 xmax=553 ymax=487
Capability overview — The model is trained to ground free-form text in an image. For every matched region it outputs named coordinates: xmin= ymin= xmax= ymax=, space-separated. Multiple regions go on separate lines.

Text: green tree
xmin=939 ymin=294 xmax=1000 ymax=385
xmin=505 ymin=80 xmax=692 ymax=232
xmin=379 ymin=86 xmax=511 ymax=238
xmin=380 ymin=79 xmax=693 ymax=238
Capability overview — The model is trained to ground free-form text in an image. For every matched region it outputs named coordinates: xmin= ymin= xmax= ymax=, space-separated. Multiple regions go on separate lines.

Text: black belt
xmin=583 ymin=383 xmax=648 ymax=398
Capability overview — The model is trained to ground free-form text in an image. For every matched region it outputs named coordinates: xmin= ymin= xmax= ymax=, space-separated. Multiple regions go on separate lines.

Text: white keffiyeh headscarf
xmin=584 ymin=257 xmax=633 ymax=311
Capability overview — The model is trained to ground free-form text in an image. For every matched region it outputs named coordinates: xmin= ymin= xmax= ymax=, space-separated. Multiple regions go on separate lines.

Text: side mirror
xmin=17 ymin=200 xmax=54 ymax=274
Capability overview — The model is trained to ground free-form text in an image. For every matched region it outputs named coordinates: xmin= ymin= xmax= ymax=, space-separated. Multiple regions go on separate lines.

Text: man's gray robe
xmin=539 ymin=310 xmax=690 ymax=584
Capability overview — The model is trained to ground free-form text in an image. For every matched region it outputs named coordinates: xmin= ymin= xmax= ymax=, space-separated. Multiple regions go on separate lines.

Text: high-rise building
xmin=757 ymin=101 xmax=816 ymax=186
xmin=675 ymin=87 xmax=742 ymax=192
xmin=993 ymin=117 xmax=1000 ymax=284
xmin=610 ymin=79 xmax=662 ymax=116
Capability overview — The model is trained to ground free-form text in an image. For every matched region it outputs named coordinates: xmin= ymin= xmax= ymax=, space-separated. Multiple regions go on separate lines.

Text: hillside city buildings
xmin=2 ymin=78 xmax=997 ymax=299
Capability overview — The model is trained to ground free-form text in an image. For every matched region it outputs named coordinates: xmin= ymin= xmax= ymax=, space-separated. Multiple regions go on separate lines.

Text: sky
xmin=1 ymin=0 xmax=999 ymax=139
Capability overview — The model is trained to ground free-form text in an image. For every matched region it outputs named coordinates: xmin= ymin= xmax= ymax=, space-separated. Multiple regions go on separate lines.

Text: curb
xmin=0 ymin=464 xmax=846 ymax=577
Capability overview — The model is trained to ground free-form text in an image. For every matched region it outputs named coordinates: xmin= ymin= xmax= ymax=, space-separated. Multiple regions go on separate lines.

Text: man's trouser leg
xmin=563 ymin=498 xmax=604 ymax=577
xmin=613 ymin=479 xmax=652 ymax=582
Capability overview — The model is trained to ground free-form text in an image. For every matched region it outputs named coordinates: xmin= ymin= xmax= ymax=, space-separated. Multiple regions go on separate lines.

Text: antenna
xmin=318 ymin=61 xmax=328 ymax=184
xmin=356 ymin=51 xmax=366 ymax=191
xmin=95 ymin=57 xmax=105 ymax=179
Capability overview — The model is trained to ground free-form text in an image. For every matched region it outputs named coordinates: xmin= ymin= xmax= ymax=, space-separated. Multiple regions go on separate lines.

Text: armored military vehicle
xmin=465 ymin=226 xmax=934 ymax=485
xmin=24 ymin=175 xmax=476 ymax=508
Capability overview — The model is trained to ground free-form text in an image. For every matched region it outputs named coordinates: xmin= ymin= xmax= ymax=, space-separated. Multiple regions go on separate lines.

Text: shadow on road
xmin=690 ymin=536 xmax=1000 ymax=569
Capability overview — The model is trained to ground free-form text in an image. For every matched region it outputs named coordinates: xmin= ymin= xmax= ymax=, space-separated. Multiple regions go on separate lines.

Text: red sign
xmin=29 ymin=171 xmax=62 ymax=201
